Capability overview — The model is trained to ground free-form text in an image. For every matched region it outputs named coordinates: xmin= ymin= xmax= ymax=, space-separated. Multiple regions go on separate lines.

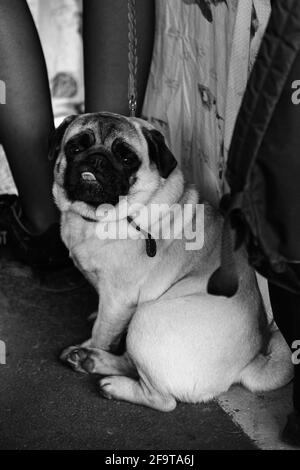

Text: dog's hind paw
xmin=99 ymin=379 xmax=114 ymax=400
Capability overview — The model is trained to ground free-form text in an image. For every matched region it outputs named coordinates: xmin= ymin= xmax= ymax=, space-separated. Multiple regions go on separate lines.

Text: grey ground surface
xmin=0 ymin=259 xmax=257 ymax=450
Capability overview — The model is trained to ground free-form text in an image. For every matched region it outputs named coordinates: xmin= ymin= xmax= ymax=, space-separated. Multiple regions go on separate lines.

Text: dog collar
xmin=82 ymin=215 xmax=98 ymax=223
xmin=81 ymin=214 xmax=157 ymax=258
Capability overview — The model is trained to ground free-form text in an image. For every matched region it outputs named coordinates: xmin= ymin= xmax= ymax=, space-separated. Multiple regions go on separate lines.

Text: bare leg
xmin=99 ymin=376 xmax=177 ymax=411
xmin=0 ymin=0 xmax=57 ymax=233
xmin=83 ymin=0 xmax=155 ymax=116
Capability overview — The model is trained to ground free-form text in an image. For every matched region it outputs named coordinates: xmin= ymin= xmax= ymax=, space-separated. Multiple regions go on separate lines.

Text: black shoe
xmin=281 ymin=411 xmax=300 ymax=447
xmin=0 ymin=195 xmax=71 ymax=270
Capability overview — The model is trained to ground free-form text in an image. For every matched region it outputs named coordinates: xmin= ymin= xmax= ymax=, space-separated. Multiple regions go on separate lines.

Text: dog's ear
xmin=142 ymin=128 xmax=177 ymax=179
xmin=48 ymin=115 xmax=77 ymax=161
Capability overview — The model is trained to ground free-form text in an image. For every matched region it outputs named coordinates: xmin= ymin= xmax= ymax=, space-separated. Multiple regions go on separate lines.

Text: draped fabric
xmin=27 ymin=0 xmax=84 ymax=120
xmin=142 ymin=0 xmax=271 ymax=205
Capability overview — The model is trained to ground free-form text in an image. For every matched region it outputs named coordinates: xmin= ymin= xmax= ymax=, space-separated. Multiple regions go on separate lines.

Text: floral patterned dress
xmin=142 ymin=0 xmax=271 ymax=205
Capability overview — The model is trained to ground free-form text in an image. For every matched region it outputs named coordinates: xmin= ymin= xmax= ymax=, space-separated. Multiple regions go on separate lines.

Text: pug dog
xmin=52 ymin=112 xmax=292 ymax=411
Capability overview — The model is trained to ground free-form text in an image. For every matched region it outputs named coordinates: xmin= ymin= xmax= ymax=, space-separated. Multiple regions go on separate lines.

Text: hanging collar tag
xmin=127 ymin=216 xmax=157 ymax=257
xmin=146 ymin=236 xmax=157 ymax=258
xmin=79 ymin=213 xmax=157 ymax=258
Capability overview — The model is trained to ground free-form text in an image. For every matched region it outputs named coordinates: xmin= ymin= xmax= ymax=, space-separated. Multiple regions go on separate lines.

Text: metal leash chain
xmin=128 ymin=0 xmax=138 ymax=117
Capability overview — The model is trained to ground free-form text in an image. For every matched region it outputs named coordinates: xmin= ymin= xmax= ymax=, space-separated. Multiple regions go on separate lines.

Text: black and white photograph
xmin=0 ymin=0 xmax=300 ymax=455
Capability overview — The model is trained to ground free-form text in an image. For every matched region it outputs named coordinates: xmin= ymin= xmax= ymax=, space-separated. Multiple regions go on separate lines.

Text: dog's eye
xmin=65 ymin=143 xmax=83 ymax=156
xmin=112 ymin=141 xmax=137 ymax=167
xmin=70 ymin=146 xmax=81 ymax=154
xmin=65 ymin=131 xmax=96 ymax=157
xmin=121 ymin=152 xmax=136 ymax=165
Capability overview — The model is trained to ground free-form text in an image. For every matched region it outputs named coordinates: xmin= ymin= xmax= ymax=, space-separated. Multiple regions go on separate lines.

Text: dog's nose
xmin=89 ymin=153 xmax=110 ymax=170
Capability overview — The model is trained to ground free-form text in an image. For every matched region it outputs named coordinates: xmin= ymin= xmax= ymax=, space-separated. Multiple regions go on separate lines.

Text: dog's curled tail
xmin=239 ymin=330 xmax=293 ymax=393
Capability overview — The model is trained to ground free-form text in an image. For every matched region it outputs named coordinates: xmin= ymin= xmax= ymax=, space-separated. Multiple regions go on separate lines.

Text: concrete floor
xmin=0 ymin=256 xmax=259 ymax=450
xmin=0 ymin=252 xmax=295 ymax=450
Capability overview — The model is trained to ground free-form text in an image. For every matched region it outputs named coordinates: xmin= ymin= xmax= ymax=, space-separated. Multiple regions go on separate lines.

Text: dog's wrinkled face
xmin=50 ymin=112 xmax=177 ymax=209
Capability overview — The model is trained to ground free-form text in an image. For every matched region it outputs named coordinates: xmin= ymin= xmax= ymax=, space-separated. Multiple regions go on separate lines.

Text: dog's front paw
xmin=60 ymin=345 xmax=102 ymax=374
xmin=60 ymin=346 xmax=91 ymax=373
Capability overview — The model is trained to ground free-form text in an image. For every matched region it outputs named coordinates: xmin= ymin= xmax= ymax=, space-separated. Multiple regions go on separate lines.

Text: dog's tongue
xmin=81 ymin=171 xmax=97 ymax=182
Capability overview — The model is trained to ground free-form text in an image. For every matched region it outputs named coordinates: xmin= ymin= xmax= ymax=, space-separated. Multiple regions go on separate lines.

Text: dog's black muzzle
xmin=64 ymin=150 xmax=130 ymax=208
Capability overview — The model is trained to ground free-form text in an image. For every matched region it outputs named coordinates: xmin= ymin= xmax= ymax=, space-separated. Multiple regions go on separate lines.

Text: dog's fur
xmin=53 ymin=112 xmax=292 ymax=411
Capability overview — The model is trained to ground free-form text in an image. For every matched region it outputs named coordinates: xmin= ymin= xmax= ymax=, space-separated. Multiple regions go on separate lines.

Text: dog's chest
xmin=60 ymin=212 xmax=147 ymax=286
xmin=60 ymin=212 xmax=98 ymax=269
